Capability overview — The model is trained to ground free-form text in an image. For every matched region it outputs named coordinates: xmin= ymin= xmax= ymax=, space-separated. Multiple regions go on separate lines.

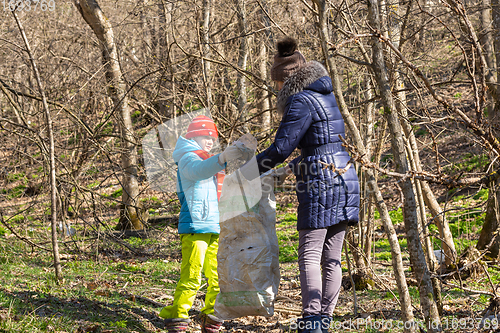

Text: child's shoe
xmin=199 ymin=313 xmax=224 ymax=333
xmin=164 ymin=318 xmax=191 ymax=333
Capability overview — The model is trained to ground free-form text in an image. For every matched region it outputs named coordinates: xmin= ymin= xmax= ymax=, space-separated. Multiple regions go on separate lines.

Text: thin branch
xmin=0 ymin=212 xmax=51 ymax=252
xmin=369 ymin=28 xmax=500 ymax=156
xmin=340 ymin=136 xmax=500 ymax=187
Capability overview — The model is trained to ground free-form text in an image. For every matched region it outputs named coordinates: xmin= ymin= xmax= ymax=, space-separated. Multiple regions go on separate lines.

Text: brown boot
xmin=164 ymin=318 xmax=191 ymax=333
xmin=199 ymin=313 xmax=224 ymax=333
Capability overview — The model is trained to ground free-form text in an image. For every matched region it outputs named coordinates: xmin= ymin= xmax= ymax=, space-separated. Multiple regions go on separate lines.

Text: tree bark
xmin=258 ymin=0 xmax=272 ymax=131
xmin=200 ymin=0 xmax=212 ymax=110
xmin=477 ymin=182 xmax=500 ymax=258
xmin=12 ymin=11 xmax=62 ymax=280
xmin=478 ymin=0 xmax=500 ymax=261
xmin=74 ymin=0 xmax=144 ymax=230
xmin=361 ymin=79 xmax=376 ymax=265
xmin=481 ymin=0 xmax=496 ymax=98
xmin=366 ymin=0 xmax=442 ymax=329
xmin=258 ymin=40 xmax=270 ymax=130
xmin=494 ymin=0 xmax=500 ymax=97
xmin=235 ymin=0 xmax=249 ymax=126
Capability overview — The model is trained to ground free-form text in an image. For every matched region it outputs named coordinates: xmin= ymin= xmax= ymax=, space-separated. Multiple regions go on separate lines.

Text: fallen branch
xmin=119 ymin=290 xmax=166 ymax=308
xmin=441 ymin=280 xmax=494 ymax=297
xmin=274 ymin=306 xmax=302 ymax=316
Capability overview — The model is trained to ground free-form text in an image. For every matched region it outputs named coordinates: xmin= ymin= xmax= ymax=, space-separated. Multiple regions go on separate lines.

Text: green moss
xmin=86 ymin=166 xmax=99 ymax=176
xmin=373 ymin=208 xmax=404 ymax=225
xmin=7 ymin=172 xmax=26 ymax=183
xmin=7 ymin=184 xmax=26 ymax=199
xmin=446 ymin=153 xmax=489 ymax=173
xmin=409 ymin=286 xmax=419 ymax=299
xmin=87 ymin=181 xmax=100 ymax=189
xmin=276 ymin=213 xmax=298 ymax=262
xmin=389 ymin=208 xmax=404 ymax=224
xmin=111 ymin=188 xmax=123 ymax=198
xmin=376 ymin=251 xmax=392 ymax=261
xmin=473 ymin=188 xmax=488 ymax=201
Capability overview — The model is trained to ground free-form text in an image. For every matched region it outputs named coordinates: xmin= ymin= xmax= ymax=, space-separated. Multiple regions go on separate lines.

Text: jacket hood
xmin=173 ymin=136 xmax=202 ymax=163
xmin=277 ymin=61 xmax=331 ymax=115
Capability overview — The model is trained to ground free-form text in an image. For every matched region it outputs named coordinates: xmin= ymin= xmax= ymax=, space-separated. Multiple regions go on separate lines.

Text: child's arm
xmin=178 ymin=152 xmax=224 ymax=181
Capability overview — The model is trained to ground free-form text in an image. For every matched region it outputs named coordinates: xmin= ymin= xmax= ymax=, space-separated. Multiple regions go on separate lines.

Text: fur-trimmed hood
xmin=276 ymin=61 xmax=330 ymax=115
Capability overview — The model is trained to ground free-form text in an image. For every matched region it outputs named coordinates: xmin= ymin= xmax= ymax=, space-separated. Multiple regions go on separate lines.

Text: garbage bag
xmin=214 ymin=169 xmax=280 ymax=319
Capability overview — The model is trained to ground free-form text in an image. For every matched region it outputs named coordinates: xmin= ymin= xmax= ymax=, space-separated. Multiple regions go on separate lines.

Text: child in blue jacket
xmin=160 ymin=115 xmax=242 ymax=333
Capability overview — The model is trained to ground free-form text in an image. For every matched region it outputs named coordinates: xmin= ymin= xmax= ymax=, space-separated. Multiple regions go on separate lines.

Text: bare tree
xmin=478 ymin=0 xmax=500 ymax=258
xmin=367 ymin=0 xmax=442 ymax=329
xmin=199 ymin=0 xmax=212 ymax=110
xmin=311 ymin=0 xmax=416 ymax=330
xmin=12 ymin=10 xmax=62 ymax=280
xmin=73 ymin=0 xmax=145 ymax=230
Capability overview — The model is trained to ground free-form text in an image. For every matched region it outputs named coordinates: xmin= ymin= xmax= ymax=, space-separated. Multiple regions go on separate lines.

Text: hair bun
xmin=277 ymin=37 xmax=298 ymax=57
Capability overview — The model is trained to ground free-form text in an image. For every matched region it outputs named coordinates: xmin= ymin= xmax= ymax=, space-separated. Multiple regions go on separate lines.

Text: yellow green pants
xmin=159 ymin=233 xmax=219 ymax=319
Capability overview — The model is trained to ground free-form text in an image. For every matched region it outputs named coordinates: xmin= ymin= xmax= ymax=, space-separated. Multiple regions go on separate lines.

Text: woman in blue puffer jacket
xmin=256 ymin=37 xmax=360 ymax=333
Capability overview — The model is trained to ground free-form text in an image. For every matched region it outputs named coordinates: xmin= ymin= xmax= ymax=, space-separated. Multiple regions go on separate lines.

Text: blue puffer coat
xmin=256 ymin=61 xmax=359 ymax=230
xmin=173 ymin=136 xmax=225 ymax=234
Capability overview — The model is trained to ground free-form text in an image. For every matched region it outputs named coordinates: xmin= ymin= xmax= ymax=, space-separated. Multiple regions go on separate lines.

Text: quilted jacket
xmin=256 ymin=61 xmax=360 ymax=230
xmin=173 ymin=136 xmax=224 ymax=234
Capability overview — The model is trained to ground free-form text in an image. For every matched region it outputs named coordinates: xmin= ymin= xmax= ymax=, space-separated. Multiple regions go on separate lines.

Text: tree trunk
xmin=235 ymin=0 xmax=248 ymax=126
xmin=312 ymin=0 xmax=416 ymax=330
xmin=477 ymin=183 xmax=500 ymax=258
xmin=478 ymin=0 xmax=500 ymax=261
xmin=481 ymin=0 xmax=497 ymax=114
xmin=387 ymin=0 xmax=456 ymax=267
xmin=12 ymin=11 xmax=62 ymax=280
xmin=157 ymin=0 xmax=167 ymax=63
xmin=495 ymin=0 xmax=500 ymax=71
xmin=361 ymin=79 xmax=376 ymax=265
xmin=74 ymin=0 xmax=145 ymax=230
xmin=258 ymin=40 xmax=270 ymax=130
xmin=200 ymin=0 xmax=212 ymax=110
xmin=258 ymin=0 xmax=272 ymax=131
xmin=366 ymin=0 xmax=442 ymax=329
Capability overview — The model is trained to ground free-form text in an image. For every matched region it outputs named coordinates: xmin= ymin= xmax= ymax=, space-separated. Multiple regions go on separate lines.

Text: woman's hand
xmin=273 ymin=165 xmax=292 ymax=185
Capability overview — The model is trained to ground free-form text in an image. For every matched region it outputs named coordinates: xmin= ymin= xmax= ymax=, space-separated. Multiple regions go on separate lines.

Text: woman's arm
xmin=256 ymin=95 xmax=312 ymax=173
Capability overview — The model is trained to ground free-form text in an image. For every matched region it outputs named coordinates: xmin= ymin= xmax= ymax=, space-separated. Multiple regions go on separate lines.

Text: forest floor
xmin=0 ymin=172 xmax=499 ymax=333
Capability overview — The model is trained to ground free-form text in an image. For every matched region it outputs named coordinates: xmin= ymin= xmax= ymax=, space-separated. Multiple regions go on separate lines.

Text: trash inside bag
xmin=214 ymin=169 xmax=280 ymax=319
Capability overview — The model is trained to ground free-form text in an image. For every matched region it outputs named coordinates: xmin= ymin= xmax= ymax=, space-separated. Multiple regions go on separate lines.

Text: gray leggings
xmin=298 ymin=223 xmax=347 ymax=317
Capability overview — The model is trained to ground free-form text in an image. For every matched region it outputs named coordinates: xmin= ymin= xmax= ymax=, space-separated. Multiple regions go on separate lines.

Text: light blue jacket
xmin=172 ymin=136 xmax=224 ymax=234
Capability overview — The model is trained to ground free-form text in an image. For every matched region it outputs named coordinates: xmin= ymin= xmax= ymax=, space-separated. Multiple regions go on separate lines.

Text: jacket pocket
xmin=186 ymin=199 xmax=206 ymax=222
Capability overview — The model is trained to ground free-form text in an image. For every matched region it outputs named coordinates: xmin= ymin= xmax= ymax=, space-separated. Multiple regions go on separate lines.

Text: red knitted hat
xmin=185 ymin=115 xmax=218 ymax=139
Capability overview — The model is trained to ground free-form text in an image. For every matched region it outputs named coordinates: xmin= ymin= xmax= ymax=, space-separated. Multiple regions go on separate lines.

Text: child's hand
xmin=218 ymin=145 xmax=243 ymax=165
